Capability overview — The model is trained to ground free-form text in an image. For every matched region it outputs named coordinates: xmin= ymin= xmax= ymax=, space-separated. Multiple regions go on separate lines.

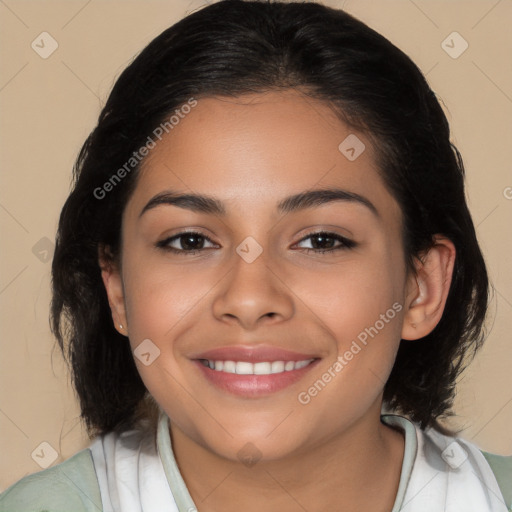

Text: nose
xmin=211 ymin=244 xmax=295 ymax=330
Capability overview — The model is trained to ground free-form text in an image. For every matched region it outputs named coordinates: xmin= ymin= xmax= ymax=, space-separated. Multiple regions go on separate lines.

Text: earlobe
xmin=401 ymin=237 xmax=456 ymax=341
xmin=98 ymin=245 xmax=128 ymax=336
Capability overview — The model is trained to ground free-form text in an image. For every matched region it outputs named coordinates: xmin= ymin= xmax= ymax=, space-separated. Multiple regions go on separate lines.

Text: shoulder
xmin=424 ymin=426 xmax=512 ymax=511
xmin=0 ymin=448 xmax=102 ymax=512
xmin=481 ymin=450 xmax=512 ymax=511
xmin=383 ymin=414 xmax=512 ymax=510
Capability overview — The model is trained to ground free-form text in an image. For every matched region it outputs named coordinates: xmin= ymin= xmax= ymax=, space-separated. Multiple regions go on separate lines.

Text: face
xmin=104 ymin=89 xmax=414 ymax=462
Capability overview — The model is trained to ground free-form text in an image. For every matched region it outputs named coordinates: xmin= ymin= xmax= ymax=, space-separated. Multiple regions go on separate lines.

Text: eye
xmin=294 ymin=231 xmax=356 ymax=254
xmin=156 ymin=231 xmax=218 ymax=255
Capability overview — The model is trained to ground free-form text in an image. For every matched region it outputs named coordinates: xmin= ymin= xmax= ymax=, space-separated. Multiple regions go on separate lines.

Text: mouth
xmin=191 ymin=346 xmax=320 ymax=397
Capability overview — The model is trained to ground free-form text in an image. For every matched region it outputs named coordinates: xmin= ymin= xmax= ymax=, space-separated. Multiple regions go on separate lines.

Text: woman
xmin=1 ymin=0 xmax=510 ymax=510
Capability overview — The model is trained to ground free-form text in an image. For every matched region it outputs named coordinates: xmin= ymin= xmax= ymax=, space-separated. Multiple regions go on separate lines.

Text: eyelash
xmin=156 ymin=230 xmax=357 ymax=256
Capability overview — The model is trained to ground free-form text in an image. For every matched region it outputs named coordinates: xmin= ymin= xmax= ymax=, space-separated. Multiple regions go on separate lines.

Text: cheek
xmin=295 ymin=292 xmax=403 ymax=433
xmin=293 ymin=247 xmax=405 ymax=401
xmin=121 ymin=262 xmax=216 ymax=423
xmin=123 ymin=261 xmax=212 ymax=344
xmin=298 ymin=249 xmax=404 ymax=341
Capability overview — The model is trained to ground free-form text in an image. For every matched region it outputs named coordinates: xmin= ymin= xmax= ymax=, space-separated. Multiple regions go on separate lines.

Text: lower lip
xmin=194 ymin=359 xmax=320 ymax=397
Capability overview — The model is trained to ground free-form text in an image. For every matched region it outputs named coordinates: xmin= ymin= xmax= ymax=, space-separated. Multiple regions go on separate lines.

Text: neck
xmin=169 ymin=405 xmax=405 ymax=512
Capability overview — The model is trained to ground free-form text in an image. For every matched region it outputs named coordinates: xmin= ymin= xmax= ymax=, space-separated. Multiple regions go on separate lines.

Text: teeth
xmin=271 ymin=361 xmax=285 ymax=373
xmin=223 ymin=361 xmax=236 ymax=373
xmin=200 ymin=359 xmax=314 ymax=375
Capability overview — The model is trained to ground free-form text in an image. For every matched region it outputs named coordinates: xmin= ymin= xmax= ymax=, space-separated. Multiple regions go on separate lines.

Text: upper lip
xmin=191 ymin=345 xmax=319 ymax=363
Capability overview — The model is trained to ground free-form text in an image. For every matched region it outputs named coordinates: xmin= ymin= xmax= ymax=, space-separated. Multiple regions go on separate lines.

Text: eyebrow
xmin=138 ymin=187 xmax=379 ymax=219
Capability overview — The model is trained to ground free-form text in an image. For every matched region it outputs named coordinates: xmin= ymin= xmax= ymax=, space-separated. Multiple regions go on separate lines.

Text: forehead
xmin=126 ymin=89 xmax=398 ymax=221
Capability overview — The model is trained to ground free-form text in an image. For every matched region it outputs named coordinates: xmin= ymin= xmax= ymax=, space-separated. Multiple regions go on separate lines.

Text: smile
xmin=194 ymin=356 xmax=320 ymax=397
xmin=199 ymin=359 xmax=315 ymax=375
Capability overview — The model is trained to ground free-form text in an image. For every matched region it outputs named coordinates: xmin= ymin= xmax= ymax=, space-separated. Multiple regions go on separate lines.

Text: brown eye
xmin=295 ymin=231 xmax=356 ymax=254
xmin=156 ymin=231 xmax=217 ymax=254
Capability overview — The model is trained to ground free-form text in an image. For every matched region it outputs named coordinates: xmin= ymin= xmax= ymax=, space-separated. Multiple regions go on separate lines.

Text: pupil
xmin=183 ymin=234 xmax=203 ymax=250
xmin=313 ymin=234 xmax=334 ymax=249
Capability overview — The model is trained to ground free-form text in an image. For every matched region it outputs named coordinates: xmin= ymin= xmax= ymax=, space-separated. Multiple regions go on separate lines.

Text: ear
xmin=401 ymin=236 xmax=456 ymax=340
xmin=98 ymin=245 xmax=128 ymax=336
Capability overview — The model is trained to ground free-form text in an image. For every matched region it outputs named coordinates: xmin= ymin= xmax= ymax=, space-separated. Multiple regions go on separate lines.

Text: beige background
xmin=0 ymin=0 xmax=511 ymax=491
